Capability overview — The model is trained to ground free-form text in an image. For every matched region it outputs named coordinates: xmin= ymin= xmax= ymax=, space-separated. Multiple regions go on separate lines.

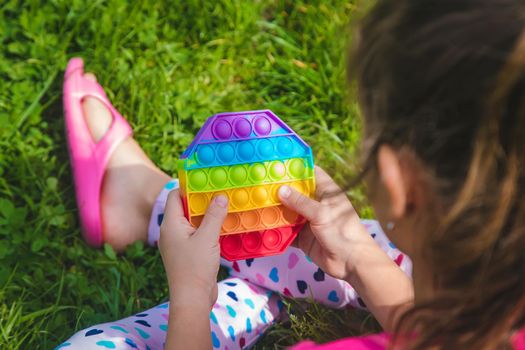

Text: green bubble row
xmin=185 ymin=157 xmax=313 ymax=192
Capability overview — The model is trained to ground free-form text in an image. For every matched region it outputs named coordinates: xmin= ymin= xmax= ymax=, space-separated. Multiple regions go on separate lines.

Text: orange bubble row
xmin=189 ymin=205 xmax=304 ymax=235
xmin=186 ymin=179 xmax=314 ymax=216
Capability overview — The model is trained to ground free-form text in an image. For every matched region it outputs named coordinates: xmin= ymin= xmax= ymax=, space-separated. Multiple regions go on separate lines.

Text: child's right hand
xmin=280 ymin=166 xmax=414 ymax=330
xmin=278 ymin=166 xmax=374 ymax=281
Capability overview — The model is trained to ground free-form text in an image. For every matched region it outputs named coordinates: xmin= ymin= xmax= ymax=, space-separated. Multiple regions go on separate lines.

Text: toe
xmin=84 ymin=73 xmax=97 ymax=82
xmin=82 ymin=96 xmax=113 ymax=142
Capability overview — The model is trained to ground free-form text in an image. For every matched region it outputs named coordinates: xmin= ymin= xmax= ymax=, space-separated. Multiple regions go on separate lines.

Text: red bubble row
xmin=219 ymin=225 xmax=301 ymax=261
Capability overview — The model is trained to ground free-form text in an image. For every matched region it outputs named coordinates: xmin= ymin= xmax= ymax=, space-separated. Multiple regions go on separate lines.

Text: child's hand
xmin=279 ymin=166 xmax=373 ymax=281
xmin=280 ymin=167 xmax=414 ymax=330
xmin=159 ymin=190 xmax=228 ymax=310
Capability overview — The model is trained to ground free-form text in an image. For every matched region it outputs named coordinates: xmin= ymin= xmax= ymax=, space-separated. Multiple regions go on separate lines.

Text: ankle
xmin=140 ymin=169 xmax=173 ymax=219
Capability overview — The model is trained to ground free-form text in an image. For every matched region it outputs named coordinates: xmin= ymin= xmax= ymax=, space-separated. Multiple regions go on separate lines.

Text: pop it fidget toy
xmin=178 ymin=110 xmax=315 ymax=260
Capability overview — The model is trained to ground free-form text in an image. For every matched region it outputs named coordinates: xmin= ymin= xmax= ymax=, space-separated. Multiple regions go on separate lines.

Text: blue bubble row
xmin=181 ymin=135 xmax=312 ymax=170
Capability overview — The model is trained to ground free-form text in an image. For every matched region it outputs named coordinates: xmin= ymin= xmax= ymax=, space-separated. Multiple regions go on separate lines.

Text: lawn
xmin=0 ymin=0 xmax=378 ymax=348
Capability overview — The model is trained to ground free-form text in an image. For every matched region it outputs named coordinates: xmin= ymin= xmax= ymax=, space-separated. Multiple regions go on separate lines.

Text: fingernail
xmin=278 ymin=185 xmax=291 ymax=199
xmin=214 ymin=195 xmax=228 ymax=208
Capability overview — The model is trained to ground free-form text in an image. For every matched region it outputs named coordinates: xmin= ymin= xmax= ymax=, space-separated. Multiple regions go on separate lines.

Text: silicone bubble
xmin=243 ymin=231 xmax=262 ymax=252
xmin=222 ymin=234 xmax=242 ymax=253
xmin=282 ymin=206 xmax=299 ymax=223
xmin=190 ymin=193 xmax=209 ymax=213
xmin=288 ymin=158 xmax=306 ymax=178
xmin=213 ymin=119 xmax=233 ymax=140
xmin=261 ymin=206 xmax=280 ymax=226
xmin=262 ymin=229 xmax=282 ymax=249
xmin=251 ymin=186 xmax=269 ymax=206
xmin=229 ymin=165 xmax=248 ymax=185
xmin=189 ymin=169 xmax=208 ymax=190
xmin=249 ymin=163 xmax=266 ymax=182
xmin=253 ymin=116 xmax=271 ymax=136
xmin=223 ymin=212 xmax=241 ymax=232
xmin=233 ymin=118 xmax=252 ymax=138
xmin=197 ymin=145 xmax=215 ymax=165
xmin=217 ymin=143 xmax=235 ymax=163
xmin=277 ymin=137 xmax=294 ymax=156
xmin=269 ymin=161 xmax=286 ymax=180
xmin=257 ymin=139 xmax=274 ymax=158
xmin=241 ymin=210 xmax=260 ymax=229
xmin=231 ymin=188 xmax=250 ymax=209
xmin=210 ymin=167 xmax=228 ymax=188
xmin=237 ymin=141 xmax=255 ymax=161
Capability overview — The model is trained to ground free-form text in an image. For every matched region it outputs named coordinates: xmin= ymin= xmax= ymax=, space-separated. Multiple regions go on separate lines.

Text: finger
xmin=278 ymin=185 xmax=321 ymax=222
xmin=162 ymin=190 xmax=193 ymax=234
xmin=196 ymin=195 xmax=229 ymax=241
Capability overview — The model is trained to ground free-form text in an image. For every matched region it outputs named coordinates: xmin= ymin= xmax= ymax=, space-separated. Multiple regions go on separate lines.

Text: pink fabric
xmin=513 ymin=329 xmax=525 ymax=350
xmin=291 ymin=333 xmax=390 ymax=350
xmin=292 ymin=328 xmax=525 ymax=350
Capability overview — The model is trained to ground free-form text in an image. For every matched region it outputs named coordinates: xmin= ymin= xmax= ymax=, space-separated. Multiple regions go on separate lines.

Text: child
xmin=59 ymin=62 xmax=410 ymax=350
xmin=59 ymin=0 xmax=525 ymax=348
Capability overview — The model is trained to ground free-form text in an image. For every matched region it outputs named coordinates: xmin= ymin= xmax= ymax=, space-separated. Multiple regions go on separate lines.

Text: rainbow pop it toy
xmin=178 ymin=110 xmax=315 ymax=260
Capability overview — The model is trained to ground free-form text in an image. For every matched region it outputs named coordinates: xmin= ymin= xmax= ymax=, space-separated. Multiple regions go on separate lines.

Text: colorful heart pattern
xmin=64 ymin=220 xmax=408 ymax=350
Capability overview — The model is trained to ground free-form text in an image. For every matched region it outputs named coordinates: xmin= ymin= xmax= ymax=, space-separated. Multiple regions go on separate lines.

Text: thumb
xmin=278 ymin=185 xmax=320 ymax=222
xmin=197 ymin=195 xmax=229 ymax=241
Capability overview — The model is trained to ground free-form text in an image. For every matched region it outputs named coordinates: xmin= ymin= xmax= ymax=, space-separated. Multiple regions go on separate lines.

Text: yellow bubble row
xmin=187 ymin=179 xmax=315 ymax=216
xmin=189 ymin=205 xmax=305 ymax=236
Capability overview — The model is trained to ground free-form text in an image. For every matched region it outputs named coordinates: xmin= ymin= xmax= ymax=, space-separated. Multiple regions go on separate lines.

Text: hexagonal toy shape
xmin=178 ymin=110 xmax=315 ymax=260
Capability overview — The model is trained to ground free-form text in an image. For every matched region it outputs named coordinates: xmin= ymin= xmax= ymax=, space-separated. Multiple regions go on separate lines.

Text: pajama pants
xmin=57 ymin=180 xmax=412 ymax=350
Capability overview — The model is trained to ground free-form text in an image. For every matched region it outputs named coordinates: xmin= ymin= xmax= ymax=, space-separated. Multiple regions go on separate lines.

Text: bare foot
xmin=82 ymin=73 xmax=172 ymax=251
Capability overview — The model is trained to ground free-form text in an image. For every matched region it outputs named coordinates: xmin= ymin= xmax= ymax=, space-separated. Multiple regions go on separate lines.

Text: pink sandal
xmin=63 ymin=58 xmax=133 ymax=247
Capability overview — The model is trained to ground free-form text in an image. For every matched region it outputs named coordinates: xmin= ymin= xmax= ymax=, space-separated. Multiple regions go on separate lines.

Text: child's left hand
xmin=159 ymin=190 xmax=228 ymax=310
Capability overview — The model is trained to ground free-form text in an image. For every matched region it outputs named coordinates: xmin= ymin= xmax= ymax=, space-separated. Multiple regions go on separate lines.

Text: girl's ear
xmin=377 ymin=145 xmax=408 ymax=220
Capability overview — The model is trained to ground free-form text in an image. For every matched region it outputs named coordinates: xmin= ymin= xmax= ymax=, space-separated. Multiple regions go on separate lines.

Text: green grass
xmin=0 ymin=0 xmax=377 ymax=348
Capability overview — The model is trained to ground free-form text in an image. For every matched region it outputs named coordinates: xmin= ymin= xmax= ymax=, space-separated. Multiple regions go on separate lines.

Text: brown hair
xmin=351 ymin=0 xmax=525 ymax=349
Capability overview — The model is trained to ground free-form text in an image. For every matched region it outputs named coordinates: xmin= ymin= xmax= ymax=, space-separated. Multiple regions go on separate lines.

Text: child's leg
xmin=57 ymin=277 xmax=284 ymax=350
xmin=221 ymin=220 xmax=412 ymax=310
xmin=77 ymin=76 xmax=173 ymax=251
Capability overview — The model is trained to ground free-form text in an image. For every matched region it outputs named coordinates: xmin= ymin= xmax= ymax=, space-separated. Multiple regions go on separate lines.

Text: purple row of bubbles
xmin=196 ymin=137 xmax=297 ymax=166
xmin=179 ymin=110 xmax=311 ymax=161
xmin=212 ymin=115 xmax=272 ymax=140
